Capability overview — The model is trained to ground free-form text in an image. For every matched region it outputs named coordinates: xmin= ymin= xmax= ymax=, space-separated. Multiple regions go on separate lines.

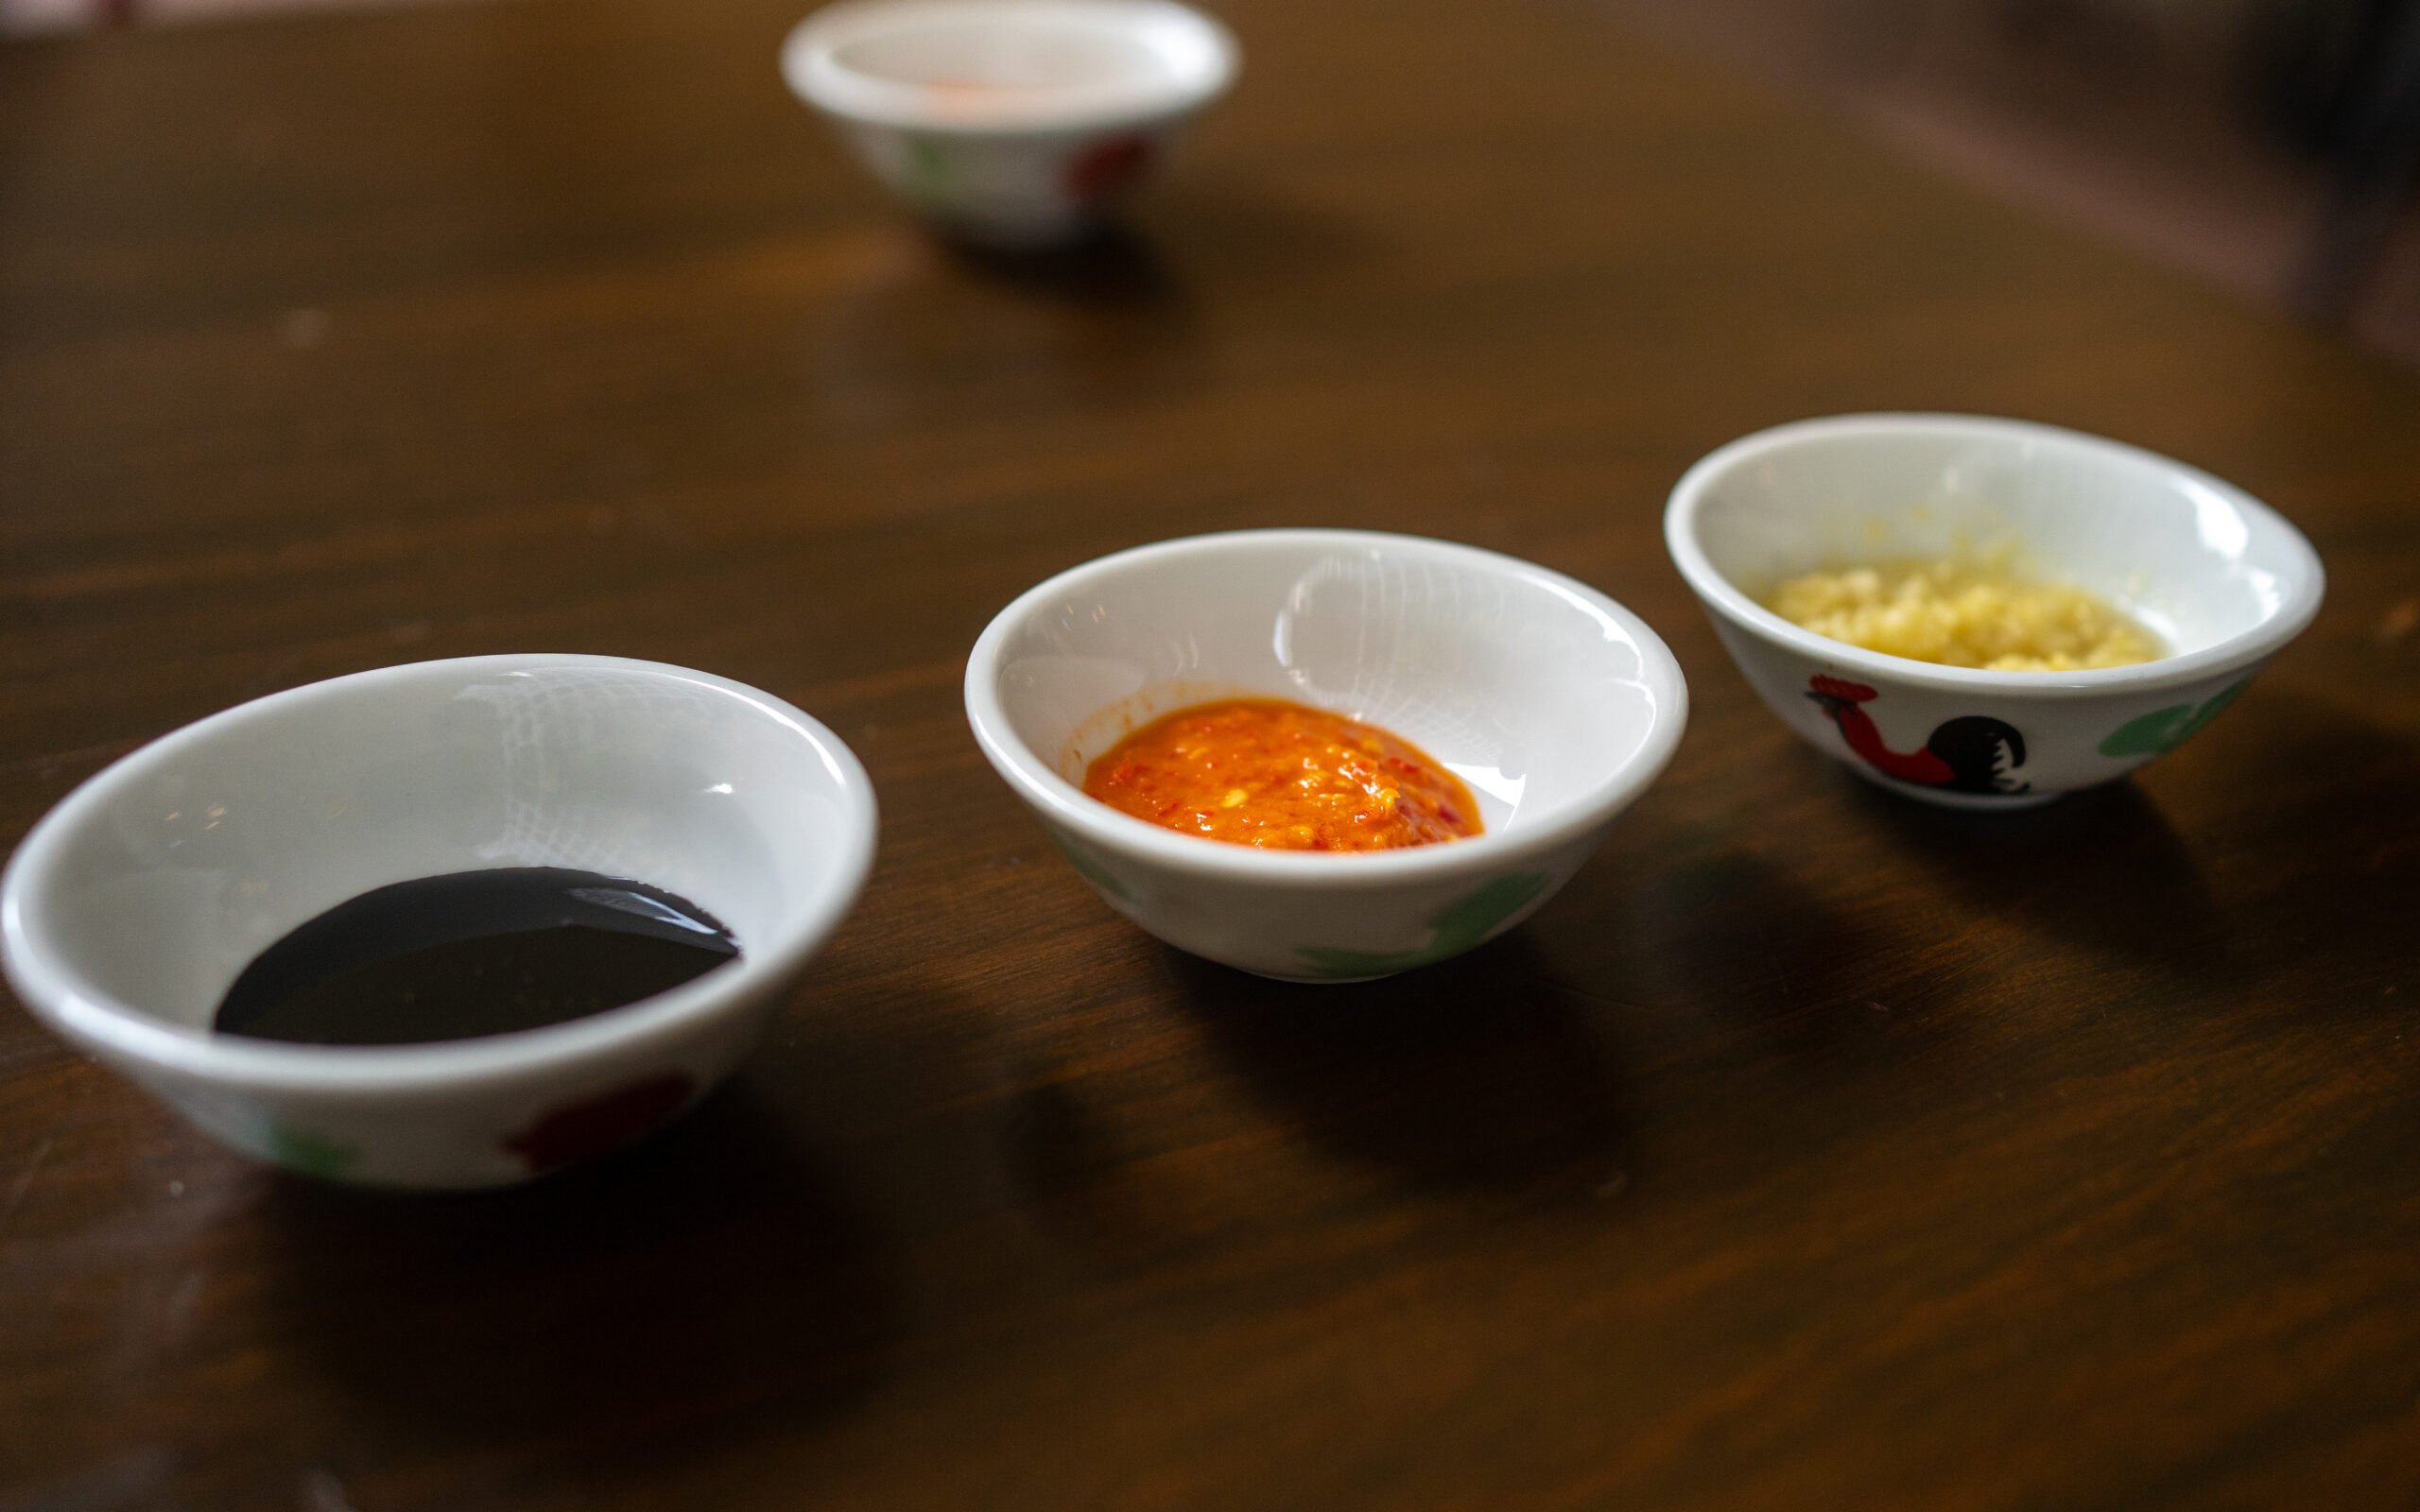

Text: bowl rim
xmin=780 ymin=0 xmax=1239 ymax=135
xmin=1663 ymin=412 xmax=2327 ymax=696
xmin=0 ymin=654 xmax=879 ymax=1096
xmin=962 ymin=528 xmax=1690 ymax=886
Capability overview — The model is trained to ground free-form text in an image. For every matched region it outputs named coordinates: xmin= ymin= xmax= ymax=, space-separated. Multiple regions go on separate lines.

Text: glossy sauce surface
xmin=1081 ymin=699 xmax=1482 ymax=851
xmin=213 ymin=868 xmax=739 ymax=1046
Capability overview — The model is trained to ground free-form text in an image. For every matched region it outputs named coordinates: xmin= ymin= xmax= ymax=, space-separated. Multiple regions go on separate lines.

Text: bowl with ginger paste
xmin=1665 ymin=414 xmax=2324 ymax=808
xmin=964 ymin=530 xmax=1686 ymax=981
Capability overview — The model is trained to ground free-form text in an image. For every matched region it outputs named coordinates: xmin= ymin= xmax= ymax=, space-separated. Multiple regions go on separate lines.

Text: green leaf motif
xmin=1048 ymin=829 xmax=1135 ymax=902
xmin=907 ymin=136 xmax=954 ymax=198
xmin=268 ymin=1120 xmax=360 ymax=1178
xmin=2098 ymin=677 xmax=2252 ymax=758
xmin=1296 ymin=871 xmax=1551 ymax=980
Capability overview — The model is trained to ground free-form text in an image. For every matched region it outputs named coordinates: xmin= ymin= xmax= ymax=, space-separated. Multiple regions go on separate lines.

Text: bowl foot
xmin=1841 ymin=761 xmax=2066 ymax=810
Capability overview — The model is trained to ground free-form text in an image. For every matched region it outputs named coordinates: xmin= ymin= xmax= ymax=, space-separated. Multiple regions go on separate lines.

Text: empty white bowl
xmin=781 ymin=0 xmax=1237 ymax=247
xmin=964 ymin=530 xmax=1688 ymax=981
xmin=1665 ymin=414 xmax=2325 ymax=807
xmin=0 ymin=655 xmax=877 ymax=1188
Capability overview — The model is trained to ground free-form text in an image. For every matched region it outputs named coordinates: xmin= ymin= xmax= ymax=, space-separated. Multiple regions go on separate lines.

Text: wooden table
xmin=4 ymin=0 xmax=2417 ymax=1506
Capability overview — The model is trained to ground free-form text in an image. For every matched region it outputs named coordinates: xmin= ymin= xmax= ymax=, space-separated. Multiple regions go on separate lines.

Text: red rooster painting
xmin=1803 ymin=675 xmax=2030 ymax=796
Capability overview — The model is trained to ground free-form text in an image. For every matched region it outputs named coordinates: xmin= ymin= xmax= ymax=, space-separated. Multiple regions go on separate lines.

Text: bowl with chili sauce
xmin=964 ymin=530 xmax=1688 ymax=981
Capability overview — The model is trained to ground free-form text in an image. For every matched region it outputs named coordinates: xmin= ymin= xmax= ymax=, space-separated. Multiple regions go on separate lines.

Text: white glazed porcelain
xmin=781 ymin=0 xmax=1236 ymax=247
xmin=0 ymin=655 xmax=877 ymax=1189
xmin=964 ymin=530 xmax=1688 ymax=981
xmin=1666 ymin=414 xmax=2325 ymax=808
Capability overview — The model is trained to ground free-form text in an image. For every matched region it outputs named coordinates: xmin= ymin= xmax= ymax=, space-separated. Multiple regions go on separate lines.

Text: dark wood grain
xmin=3 ymin=0 xmax=2417 ymax=1507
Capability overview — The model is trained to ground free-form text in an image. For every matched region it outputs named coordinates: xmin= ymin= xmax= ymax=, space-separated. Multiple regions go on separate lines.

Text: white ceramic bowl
xmin=781 ymin=0 xmax=1237 ymax=247
xmin=1666 ymin=414 xmax=2325 ymax=808
xmin=0 ymin=655 xmax=877 ymax=1189
xmin=964 ymin=530 xmax=1688 ymax=981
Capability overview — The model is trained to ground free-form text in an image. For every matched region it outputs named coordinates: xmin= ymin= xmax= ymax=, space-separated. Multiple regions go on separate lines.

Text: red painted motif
xmin=504 ymin=1072 xmax=695 ymax=1172
xmin=1804 ymin=675 xmax=2030 ymax=796
xmin=1063 ymin=135 xmax=1155 ymax=203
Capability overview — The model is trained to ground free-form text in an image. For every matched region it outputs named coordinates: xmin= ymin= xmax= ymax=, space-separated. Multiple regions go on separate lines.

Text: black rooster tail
xmin=1924 ymin=716 xmax=2029 ymax=794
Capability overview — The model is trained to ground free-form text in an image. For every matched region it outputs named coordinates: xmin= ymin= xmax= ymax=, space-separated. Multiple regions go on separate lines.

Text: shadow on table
xmin=257 ymin=1078 xmax=901 ymax=1461
xmin=2186 ymin=688 xmax=2420 ymax=958
xmin=1838 ymin=679 xmax=2420 ymax=988
xmin=1147 ymin=178 xmax=1387 ymax=291
xmin=1602 ymin=820 xmax=1955 ymax=1040
xmin=1161 ymin=933 xmax=1634 ymax=1199
xmin=944 ymin=222 xmax=1190 ymax=310
xmin=945 ymin=178 xmax=1384 ymax=305
xmin=1837 ymin=770 xmax=2229 ymax=980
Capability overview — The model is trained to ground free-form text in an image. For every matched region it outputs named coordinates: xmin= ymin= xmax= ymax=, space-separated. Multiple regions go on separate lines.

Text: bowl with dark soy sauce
xmin=0 ymin=655 xmax=877 ymax=1188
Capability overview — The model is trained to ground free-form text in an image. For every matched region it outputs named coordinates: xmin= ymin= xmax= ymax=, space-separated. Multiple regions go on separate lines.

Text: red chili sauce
xmin=1081 ymin=698 xmax=1483 ymax=852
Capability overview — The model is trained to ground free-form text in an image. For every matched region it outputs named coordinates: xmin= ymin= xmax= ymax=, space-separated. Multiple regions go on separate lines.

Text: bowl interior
xmin=1684 ymin=421 xmax=2318 ymax=658
xmin=796 ymin=1 xmax=1230 ymax=126
xmin=837 ymin=17 xmax=1168 ymax=94
xmin=20 ymin=661 xmax=867 ymax=1033
xmin=986 ymin=535 xmax=1677 ymax=835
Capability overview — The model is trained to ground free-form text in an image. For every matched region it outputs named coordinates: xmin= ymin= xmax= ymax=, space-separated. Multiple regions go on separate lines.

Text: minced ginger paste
xmin=1765 ymin=558 xmax=2161 ymax=672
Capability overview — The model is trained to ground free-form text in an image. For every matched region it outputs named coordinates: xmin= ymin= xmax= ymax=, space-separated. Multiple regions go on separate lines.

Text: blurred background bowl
xmin=781 ymin=0 xmax=1237 ymax=247
xmin=1665 ymin=413 xmax=2325 ymax=807
xmin=0 ymin=655 xmax=877 ymax=1188
xmin=963 ymin=530 xmax=1687 ymax=981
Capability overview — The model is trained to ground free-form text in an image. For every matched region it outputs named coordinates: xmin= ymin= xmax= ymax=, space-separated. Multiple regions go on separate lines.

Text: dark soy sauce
xmin=214 ymin=868 xmax=739 ymax=1046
